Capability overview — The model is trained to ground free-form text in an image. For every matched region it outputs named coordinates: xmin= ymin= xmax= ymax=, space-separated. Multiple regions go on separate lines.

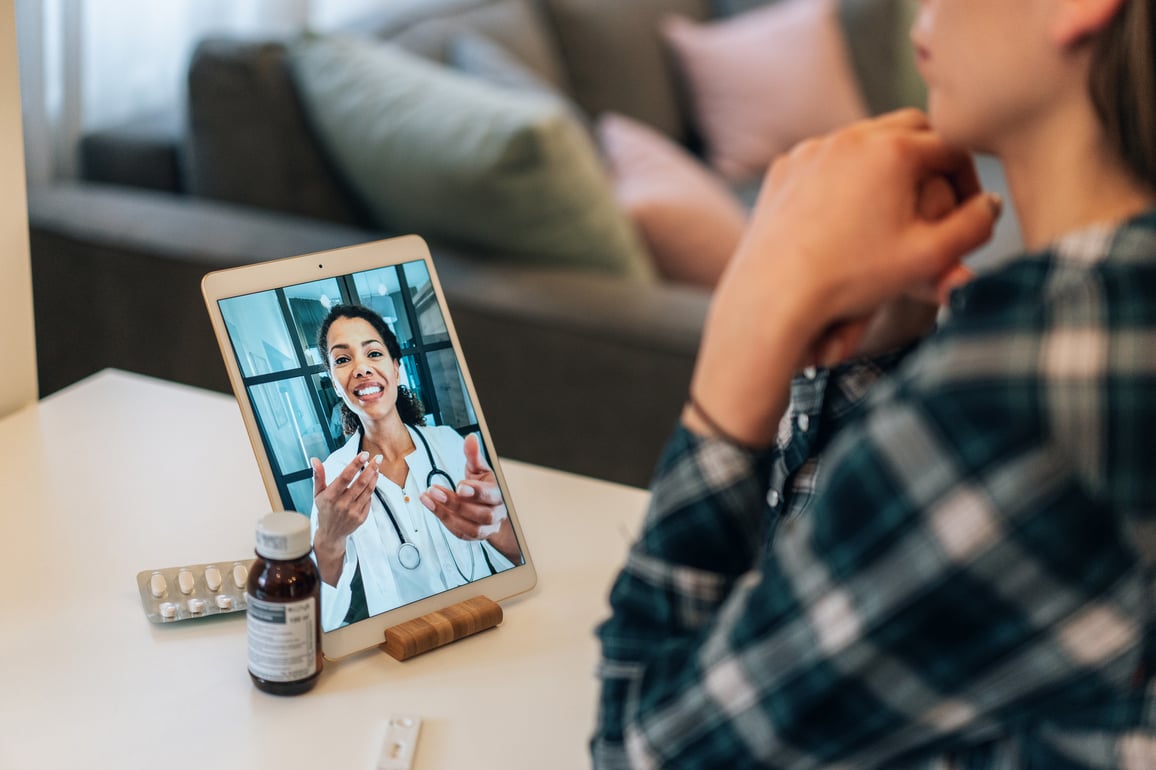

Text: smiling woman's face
xmin=325 ymin=315 xmax=401 ymax=426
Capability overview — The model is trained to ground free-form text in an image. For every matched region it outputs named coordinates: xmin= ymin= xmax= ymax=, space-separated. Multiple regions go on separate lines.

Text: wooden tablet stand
xmin=381 ymin=596 xmax=503 ymax=661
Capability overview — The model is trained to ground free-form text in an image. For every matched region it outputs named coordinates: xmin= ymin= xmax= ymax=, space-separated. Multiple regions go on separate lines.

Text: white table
xmin=0 ymin=370 xmax=650 ymax=770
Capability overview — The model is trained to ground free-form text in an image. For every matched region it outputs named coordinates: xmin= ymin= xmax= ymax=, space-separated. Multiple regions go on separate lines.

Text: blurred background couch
xmin=24 ymin=0 xmax=1020 ymax=488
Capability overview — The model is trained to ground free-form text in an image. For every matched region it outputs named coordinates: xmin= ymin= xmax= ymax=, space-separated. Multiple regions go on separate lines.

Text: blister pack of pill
xmin=136 ymin=559 xmax=256 ymax=624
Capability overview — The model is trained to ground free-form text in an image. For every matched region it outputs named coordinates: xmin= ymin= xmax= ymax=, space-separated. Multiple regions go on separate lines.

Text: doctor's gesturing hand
xmin=420 ymin=433 xmax=519 ymax=563
xmin=685 ymin=109 xmax=1001 ymax=449
xmin=311 ymin=450 xmax=382 ymax=587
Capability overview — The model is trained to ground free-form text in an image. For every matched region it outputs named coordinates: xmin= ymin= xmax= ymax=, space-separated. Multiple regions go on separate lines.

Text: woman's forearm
xmin=313 ymin=534 xmax=347 ymax=587
xmin=485 ymin=519 xmax=520 ymax=564
xmin=684 ymin=273 xmax=817 ymax=448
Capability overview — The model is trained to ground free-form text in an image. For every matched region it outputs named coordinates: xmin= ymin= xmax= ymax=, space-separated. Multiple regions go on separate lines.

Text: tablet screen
xmin=204 ymin=239 xmax=534 ymax=657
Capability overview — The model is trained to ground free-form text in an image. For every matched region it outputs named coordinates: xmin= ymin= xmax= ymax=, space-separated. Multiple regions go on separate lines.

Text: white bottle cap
xmin=254 ymin=512 xmax=311 ymax=560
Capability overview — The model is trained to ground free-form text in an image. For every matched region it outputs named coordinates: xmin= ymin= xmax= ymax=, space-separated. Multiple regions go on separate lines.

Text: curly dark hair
xmin=317 ymin=303 xmax=426 ymax=435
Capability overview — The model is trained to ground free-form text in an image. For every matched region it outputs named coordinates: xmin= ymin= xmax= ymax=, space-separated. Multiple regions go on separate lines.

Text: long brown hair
xmin=1090 ymin=0 xmax=1156 ymax=188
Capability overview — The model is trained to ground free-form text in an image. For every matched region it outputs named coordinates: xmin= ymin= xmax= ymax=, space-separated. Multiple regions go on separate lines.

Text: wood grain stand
xmin=381 ymin=596 xmax=503 ymax=661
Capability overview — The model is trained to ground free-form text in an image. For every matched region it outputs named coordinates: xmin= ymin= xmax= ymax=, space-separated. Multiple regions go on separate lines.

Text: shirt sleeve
xmin=594 ymin=332 xmax=1147 ymax=768
xmin=765 ymin=348 xmax=921 ymax=537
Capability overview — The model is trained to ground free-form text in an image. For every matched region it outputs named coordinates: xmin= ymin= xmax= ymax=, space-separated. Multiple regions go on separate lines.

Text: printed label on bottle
xmin=246 ymin=594 xmax=318 ymax=682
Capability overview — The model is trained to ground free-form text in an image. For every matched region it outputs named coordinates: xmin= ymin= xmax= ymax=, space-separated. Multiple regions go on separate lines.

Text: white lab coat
xmin=311 ymin=425 xmax=515 ymax=631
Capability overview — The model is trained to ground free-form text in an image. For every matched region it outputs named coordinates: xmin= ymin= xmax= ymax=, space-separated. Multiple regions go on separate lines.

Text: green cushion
xmin=289 ymin=36 xmax=652 ymax=278
xmin=448 ymin=31 xmax=567 ymax=102
xmin=448 ymin=32 xmax=591 ymax=133
xmin=366 ymin=0 xmax=572 ymax=95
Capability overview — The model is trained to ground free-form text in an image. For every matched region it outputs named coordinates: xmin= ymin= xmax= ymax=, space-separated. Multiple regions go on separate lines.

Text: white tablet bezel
xmin=202 ymin=235 xmax=537 ymax=660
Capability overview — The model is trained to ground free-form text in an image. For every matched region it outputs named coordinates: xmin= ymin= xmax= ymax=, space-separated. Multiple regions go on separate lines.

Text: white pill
xmin=215 ymin=594 xmax=234 ymax=610
xmin=187 ymin=598 xmax=206 ymax=615
xmin=204 ymin=566 xmax=222 ymax=592
xmin=149 ymin=572 xmax=167 ymax=598
xmin=177 ymin=569 xmax=196 ymax=595
xmin=159 ymin=602 xmax=178 ymax=620
xmin=232 ymin=563 xmax=248 ymax=589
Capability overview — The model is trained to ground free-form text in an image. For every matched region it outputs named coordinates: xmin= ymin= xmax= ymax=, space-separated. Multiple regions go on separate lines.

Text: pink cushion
xmin=663 ymin=0 xmax=868 ymax=182
xmin=597 ymin=112 xmax=747 ymax=288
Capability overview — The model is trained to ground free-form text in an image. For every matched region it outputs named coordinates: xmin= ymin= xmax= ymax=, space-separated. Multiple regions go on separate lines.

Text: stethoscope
xmin=361 ymin=427 xmax=474 ymax=579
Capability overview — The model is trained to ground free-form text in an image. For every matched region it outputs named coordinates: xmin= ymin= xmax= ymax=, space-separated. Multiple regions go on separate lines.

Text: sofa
xmin=26 ymin=0 xmax=1019 ymax=488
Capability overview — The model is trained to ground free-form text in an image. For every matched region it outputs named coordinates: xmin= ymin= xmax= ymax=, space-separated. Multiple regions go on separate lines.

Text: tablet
xmin=202 ymin=236 xmax=536 ymax=659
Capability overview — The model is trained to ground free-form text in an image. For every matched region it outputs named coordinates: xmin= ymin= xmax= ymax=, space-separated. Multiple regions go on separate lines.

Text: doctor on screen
xmin=309 ymin=304 xmax=520 ymax=632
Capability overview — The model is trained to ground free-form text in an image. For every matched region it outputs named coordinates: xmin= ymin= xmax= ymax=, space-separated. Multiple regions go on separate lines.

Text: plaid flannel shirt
xmin=594 ymin=210 xmax=1156 ymax=769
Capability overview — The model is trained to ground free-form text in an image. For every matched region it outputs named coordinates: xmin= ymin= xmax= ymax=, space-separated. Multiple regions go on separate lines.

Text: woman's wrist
xmin=687 ymin=279 xmax=817 ymax=447
xmin=486 ymin=519 xmax=520 ymax=563
xmin=682 ymin=396 xmax=772 ymax=451
xmin=313 ymin=534 xmax=347 ymax=586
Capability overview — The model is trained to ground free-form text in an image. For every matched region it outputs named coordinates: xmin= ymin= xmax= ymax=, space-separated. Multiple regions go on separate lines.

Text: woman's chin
xmin=926 ymin=105 xmax=993 ymax=154
xmin=350 ymin=401 xmax=395 ymax=425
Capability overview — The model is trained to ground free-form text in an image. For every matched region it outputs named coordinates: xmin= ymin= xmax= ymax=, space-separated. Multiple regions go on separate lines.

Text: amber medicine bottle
xmin=246 ymin=511 xmax=322 ymax=695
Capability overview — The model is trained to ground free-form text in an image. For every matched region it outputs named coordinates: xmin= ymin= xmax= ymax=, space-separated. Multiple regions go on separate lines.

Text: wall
xmin=0 ymin=0 xmax=37 ymax=416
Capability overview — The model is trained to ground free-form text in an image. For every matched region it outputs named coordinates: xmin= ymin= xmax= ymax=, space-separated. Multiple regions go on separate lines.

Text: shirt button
xmin=797 ymin=413 xmax=811 ymax=433
xmin=767 ymin=489 xmax=781 ymax=508
xmin=803 ymin=366 xmax=817 ymax=380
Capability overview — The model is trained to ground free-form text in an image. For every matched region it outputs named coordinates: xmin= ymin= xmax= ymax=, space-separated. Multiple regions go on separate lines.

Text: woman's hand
xmin=311 ymin=451 xmax=382 ymax=586
xmin=807 ymin=174 xmax=977 ymax=364
xmin=689 ymin=110 xmax=1001 ymax=447
xmin=421 ymin=433 xmax=520 ymax=563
